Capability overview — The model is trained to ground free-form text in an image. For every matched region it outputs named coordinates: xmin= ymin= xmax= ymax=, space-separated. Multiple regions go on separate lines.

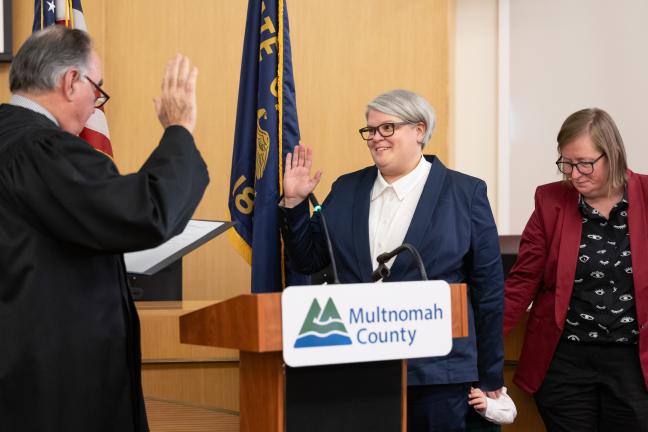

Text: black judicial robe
xmin=0 ymin=104 xmax=209 ymax=431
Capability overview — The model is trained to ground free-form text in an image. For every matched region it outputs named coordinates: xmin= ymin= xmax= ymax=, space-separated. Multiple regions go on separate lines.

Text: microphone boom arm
xmin=371 ymin=243 xmax=428 ymax=282
xmin=308 ymin=193 xmax=340 ymax=284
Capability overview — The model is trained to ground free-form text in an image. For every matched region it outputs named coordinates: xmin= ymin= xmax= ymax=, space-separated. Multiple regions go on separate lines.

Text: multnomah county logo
xmin=294 ymin=298 xmax=352 ymax=348
xmin=282 ymin=282 xmax=452 ymax=367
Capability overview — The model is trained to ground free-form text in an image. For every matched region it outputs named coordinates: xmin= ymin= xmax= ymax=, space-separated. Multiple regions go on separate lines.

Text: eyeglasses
xmin=358 ymin=121 xmax=414 ymax=140
xmin=84 ymin=75 xmax=110 ymax=108
xmin=555 ymin=153 xmax=606 ymax=175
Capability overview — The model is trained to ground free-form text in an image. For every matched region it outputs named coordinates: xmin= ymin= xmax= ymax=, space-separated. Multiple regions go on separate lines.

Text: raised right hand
xmin=283 ymin=145 xmax=322 ymax=208
xmin=154 ymin=54 xmax=198 ymax=133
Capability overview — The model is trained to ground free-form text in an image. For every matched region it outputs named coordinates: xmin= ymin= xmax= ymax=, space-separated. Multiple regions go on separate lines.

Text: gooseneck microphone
xmin=371 ymin=243 xmax=428 ymax=282
xmin=308 ymin=193 xmax=340 ymax=284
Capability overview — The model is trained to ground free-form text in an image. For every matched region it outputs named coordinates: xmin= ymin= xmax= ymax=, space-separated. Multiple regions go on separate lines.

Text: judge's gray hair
xmin=366 ymin=89 xmax=436 ymax=148
xmin=10 ymin=26 xmax=92 ymax=93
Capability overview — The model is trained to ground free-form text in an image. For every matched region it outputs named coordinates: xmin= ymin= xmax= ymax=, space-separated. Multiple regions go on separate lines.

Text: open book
xmin=124 ymin=219 xmax=233 ymax=276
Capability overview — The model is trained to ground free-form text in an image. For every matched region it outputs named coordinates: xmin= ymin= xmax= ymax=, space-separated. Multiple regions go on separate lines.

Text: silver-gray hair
xmin=366 ymin=89 xmax=436 ymax=147
xmin=10 ymin=26 xmax=92 ymax=93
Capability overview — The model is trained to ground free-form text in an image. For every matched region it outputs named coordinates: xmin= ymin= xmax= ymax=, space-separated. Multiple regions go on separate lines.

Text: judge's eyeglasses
xmin=84 ymin=75 xmax=110 ymax=109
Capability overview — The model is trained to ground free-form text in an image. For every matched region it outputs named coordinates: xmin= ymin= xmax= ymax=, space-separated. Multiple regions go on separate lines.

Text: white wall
xmin=508 ymin=0 xmax=648 ymax=233
xmin=453 ymin=0 xmax=499 ymax=214
xmin=454 ymin=0 xmax=648 ymax=234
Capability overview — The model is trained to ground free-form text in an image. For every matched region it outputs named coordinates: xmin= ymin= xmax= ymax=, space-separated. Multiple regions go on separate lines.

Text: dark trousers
xmin=408 ymin=383 xmax=472 ymax=432
xmin=534 ymin=340 xmax=648 ymax=432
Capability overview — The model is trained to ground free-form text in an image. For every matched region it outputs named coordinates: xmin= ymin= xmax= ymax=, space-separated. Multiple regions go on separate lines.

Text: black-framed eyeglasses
xmin=358 ymin=121 xmax=414 ymax=140
xmin=84 ymin=75 xmax=110 ymax=108
xmin=555 ymin=153 xmax=606 ymax=175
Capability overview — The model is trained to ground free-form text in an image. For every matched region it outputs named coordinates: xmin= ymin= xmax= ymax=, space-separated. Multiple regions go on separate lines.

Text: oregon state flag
xmin=229 ymin=0 xmax=303 ymax=293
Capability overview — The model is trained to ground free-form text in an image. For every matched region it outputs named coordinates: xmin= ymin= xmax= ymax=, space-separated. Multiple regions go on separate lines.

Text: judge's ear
xmin=61 ymin=68 xmax=82 ymax=101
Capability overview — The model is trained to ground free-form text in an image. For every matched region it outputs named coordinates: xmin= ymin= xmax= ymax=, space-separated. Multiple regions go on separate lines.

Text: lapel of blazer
xmin=389 ymin=155 xmax=447 ymax=280
xmin=554 ymin=184 xmax=582 ymax=327
xmin=352 ymin=167 xmax=377 ymax=282
xmin=626 ymin=170 xmax=648 ymax=325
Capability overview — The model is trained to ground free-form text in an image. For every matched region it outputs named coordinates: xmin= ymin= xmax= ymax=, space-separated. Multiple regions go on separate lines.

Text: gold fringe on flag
xmin=278 ymin=0 xmax=286 ymax=289
xmin=68 ymin=0 xmax=75 ymax=28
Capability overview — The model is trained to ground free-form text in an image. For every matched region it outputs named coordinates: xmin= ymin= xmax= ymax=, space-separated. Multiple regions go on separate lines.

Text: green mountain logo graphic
xmin=294 ymin=298 xmax=352 ymax=348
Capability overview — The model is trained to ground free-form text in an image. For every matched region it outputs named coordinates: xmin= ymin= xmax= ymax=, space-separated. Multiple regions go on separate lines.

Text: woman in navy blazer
xmin=280 ymin=89 xmax=504 ymax=431
xmin=505 ymin=108 xmax=648 ymax=431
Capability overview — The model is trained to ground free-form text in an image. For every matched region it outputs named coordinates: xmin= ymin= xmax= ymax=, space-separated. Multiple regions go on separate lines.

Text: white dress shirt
xmin=9 ymin=94 xmax=59 ymax=126
xmin=368 ymin=156 xmax=431 ymax=273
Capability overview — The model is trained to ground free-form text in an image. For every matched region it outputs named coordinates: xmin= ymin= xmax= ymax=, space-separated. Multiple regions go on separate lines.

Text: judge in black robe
xmin=0 ymin=27 xmax=208 ymax=432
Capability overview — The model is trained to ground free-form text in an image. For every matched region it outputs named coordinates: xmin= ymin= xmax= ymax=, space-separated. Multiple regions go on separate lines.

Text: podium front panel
xmin=285 ymin=360 xmax=403 ymax=432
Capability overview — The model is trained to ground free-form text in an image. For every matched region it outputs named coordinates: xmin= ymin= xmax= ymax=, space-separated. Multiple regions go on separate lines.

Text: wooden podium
xmin=179 ymin=284 xmax=468 ymax=432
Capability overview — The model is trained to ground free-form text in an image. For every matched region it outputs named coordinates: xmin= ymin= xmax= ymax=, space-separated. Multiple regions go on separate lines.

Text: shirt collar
xmin=9 ymin=94 xmax=59 ymax=126
xmin=371 ymin=156 xmax=431 ymax=201
xmin=578 ymin=187 xmax=629 ymax=216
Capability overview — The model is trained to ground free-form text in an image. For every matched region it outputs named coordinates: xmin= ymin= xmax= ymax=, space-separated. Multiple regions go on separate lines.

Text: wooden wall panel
xmin=102 ymin=1 xmax=251 ymax=301
xmin=142 ymin=362 xmax=240 ymax=412
xmin=138 ymin=300 xmax=239 ymax=361
xmin=138 ymin=301 xmax=240 ymax=411
xmin=290 ymin=0 xmax=451 ymax=183
xmin=1 ymin=1 xmax=451 ymax=302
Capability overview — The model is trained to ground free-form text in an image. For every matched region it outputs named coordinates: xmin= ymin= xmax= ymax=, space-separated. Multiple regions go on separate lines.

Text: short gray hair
xmin=10 ymin=26 xmax=92 ymax=93
xmin=366 ymin=89 xmax=436 ymax=147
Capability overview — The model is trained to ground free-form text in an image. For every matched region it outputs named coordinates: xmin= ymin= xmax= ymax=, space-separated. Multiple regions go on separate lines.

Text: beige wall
xmin=2 ymin=0 xmax=453 ymax=300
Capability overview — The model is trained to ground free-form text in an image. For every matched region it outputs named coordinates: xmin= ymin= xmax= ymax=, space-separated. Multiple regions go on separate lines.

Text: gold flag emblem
xmin=255 ymin=108 xmax=270 ymax=180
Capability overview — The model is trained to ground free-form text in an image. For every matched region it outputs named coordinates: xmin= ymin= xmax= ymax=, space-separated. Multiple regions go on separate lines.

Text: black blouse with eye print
xmin=561 ymin=192 xmax=639 ymax=344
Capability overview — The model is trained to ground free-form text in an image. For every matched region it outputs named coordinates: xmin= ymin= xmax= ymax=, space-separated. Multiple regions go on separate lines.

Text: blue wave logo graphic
xmin=294 ymin=298 xmax=352 ymax=348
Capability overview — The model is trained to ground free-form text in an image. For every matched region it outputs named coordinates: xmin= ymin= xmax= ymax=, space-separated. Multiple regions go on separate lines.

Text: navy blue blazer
xmin=281 ymin=155 xmax=504 ymax=390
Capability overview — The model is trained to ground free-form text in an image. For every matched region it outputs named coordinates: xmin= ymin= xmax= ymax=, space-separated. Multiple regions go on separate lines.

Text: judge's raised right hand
xmin=283 ymin=145 xmax=322 ymax=208
xmin=154 ymin=54 xmax=198 ymax=133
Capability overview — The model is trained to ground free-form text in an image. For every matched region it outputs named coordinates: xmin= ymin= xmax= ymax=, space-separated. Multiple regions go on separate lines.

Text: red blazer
xmin=504 ymin=170 xmax=648 ymax=393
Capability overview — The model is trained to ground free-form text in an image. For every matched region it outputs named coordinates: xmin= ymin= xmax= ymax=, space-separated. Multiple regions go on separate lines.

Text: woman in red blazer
xmin=504 ymin=108 xmax=648 ymax=431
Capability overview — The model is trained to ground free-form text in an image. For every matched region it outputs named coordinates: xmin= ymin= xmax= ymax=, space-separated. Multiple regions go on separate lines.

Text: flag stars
xmin=47 ymin=1 xmax=56 ymax=12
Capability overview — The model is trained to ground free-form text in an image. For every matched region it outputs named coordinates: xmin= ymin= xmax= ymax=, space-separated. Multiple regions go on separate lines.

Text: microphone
xmin=371 ymin=243 xmax=428 ymax=282
xmin=308 ymin=193 xmax=340 ymax=284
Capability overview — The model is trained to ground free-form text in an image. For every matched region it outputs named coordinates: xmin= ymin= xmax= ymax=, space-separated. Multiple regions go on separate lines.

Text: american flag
xmin=33 ymin=0 xmax=113 ymax=157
